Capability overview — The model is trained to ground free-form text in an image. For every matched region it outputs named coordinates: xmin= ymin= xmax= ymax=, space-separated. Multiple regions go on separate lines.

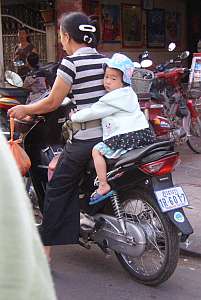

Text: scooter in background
xmin=151 ymin=47 xmax=201 ymax=153
xmin=0 ymin=61 xmax=59 ymax=139
xmin=132 ymin=55 xmax=171 ymax=140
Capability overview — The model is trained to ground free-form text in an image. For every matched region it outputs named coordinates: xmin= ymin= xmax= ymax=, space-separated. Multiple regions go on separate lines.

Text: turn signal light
xmin=153 ymin=118 xmax=161 ymax=125
xmin=139 ymin=154 xmax=180 ymax=176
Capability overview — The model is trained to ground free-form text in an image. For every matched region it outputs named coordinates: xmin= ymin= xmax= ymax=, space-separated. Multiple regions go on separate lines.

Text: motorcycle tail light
xmin=139 ymin=154 xmax=180 ymax=176
xmin=152 ymin=116 xmax=171 ymax=136
xmin=153 ymin=117 xmax=170 ymax=127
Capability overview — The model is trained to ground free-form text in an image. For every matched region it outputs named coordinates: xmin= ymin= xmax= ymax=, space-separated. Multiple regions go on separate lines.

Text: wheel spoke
xmin=116 ymin=191 xmax=179 ymax=285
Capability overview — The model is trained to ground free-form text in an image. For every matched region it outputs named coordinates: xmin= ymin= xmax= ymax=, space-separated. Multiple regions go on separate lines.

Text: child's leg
xmin=92 ymin=148 xmax=111 ymax=195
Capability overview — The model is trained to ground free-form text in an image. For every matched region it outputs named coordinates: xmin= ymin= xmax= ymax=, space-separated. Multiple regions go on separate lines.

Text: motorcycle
xmin=131 ymin=65 xmax=171 ymax=140
xmin=13 ymin=103 xmax=193 ymax=286
xmin=151 ymin=48 xmax=201 ymax=153
xmin=0 ymin=61 xmax=59 ymax=139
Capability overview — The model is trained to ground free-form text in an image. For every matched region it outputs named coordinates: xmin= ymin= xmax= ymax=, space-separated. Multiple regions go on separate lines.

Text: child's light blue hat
xmin=105 ymin=53 xmax=134 ymax=85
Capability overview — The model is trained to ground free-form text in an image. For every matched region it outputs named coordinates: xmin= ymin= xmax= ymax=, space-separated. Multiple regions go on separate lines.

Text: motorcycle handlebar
xmin=155 ymin=51 xmax=190 ymax=73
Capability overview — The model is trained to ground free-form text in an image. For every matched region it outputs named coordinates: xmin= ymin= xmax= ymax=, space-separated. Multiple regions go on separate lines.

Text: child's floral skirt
xmin=93 ymin=127 xmax=155 ymax=159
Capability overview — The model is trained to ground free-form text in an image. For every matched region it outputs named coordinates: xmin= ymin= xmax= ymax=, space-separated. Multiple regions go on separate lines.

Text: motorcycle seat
xmin=0 ymin=87 xmax=29 ymax=99
xmin=114 ymin=140 xmax=174 ymax=168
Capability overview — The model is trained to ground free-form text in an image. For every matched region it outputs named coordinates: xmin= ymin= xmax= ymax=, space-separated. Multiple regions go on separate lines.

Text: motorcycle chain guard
xmin=93 ymin=214 xmax=146 ymax=257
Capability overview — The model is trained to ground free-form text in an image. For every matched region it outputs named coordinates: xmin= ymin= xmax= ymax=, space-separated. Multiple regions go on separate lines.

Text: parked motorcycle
xmin=131 ymin=68 xmax=171 ymax=139
xmin=13 ymin=59 xmax=59 ymax=87
xmin=0 ymin=61 xmax=59 ymax=139
xmin=151 ymin=49 xmax=201 ymax=153
xmin=13 ymin=102 xmax=193 ymax=286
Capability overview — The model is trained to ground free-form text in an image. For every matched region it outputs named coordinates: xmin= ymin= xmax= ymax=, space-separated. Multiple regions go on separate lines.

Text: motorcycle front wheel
xmin=187 ymin=116 xmax=201 ymax=153
xmin=116 ymin=190 xmax=179 ymax=286
xmin=25 ymin=177 xmax=43 ymax=226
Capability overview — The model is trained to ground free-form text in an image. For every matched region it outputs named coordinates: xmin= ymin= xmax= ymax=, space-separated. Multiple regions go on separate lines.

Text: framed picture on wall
xmin=165 ymin=11 xmax=181 ymax=47
xmin=147 ymin=9 xmax=165 ymax=48
xmin=121 ymin=4 xmax=143 ymax=47
xmin=83 ymin=0 xmax=100 ymax=16
xmin=101 ymin=4 xmax=121 ymax=43
xmin=143 ymin=0 xmax=154 ymax=10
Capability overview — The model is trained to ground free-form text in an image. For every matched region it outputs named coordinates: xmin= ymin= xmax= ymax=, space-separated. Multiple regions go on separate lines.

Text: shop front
xmin=56 ymin=0 xmax=187 ymax=64
xmin=0 ymin=0 xmax=189 ymax=72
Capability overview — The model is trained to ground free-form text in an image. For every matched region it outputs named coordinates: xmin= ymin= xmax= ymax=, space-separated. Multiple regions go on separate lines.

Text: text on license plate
xmin=154 ymin=186 xmax=189 ymax=212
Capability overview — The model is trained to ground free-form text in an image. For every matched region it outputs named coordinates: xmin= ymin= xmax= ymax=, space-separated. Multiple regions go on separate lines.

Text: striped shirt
xmin=57 ymin=47 xmax=107 ymax=140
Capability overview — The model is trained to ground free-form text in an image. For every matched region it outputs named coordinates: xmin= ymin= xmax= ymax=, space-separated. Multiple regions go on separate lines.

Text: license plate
xmin=154 ymin=186 xmax=189 ymax=212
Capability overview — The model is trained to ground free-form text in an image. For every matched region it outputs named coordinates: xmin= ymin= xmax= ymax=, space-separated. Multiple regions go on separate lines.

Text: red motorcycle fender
xmin=187 ymin=99 xmax=198 ymax=118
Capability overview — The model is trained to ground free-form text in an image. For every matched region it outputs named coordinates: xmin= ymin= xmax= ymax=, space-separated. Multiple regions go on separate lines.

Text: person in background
xmin=14 ymin=27 xmax=37 ymax=78
xmin=0 ymin=132 xmax=56 ymax=300
xmin=71 ymin=53 xmax=155 ymax=203
xmin=24 ymin=52 xmax=49 ymax=104
xmin=8 ymin=12 xmax=107 ymax=262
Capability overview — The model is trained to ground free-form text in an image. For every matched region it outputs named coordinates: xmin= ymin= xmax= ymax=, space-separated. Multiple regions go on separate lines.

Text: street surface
xmin=51 ymin=143 xmax=201 ymax=300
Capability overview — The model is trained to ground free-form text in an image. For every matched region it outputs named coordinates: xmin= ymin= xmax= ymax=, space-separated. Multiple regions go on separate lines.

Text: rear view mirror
xmin=139 ymin=51 xmax=153 ymax=68
xmin=5 ymin=70 xmax=23 ymax=87
xmin=133 ymin=62 xmax=141 ymax=68
xmin=168 ymin=42 xmax=176 ymax=52
xmin=141 ymin=59 xmax=153 ymax=68
xmin=179 ymin=51 xmax=190 ymax=60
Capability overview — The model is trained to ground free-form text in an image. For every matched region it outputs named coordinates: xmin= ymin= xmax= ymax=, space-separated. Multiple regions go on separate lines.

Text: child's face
xmin=104 ymin=67 xmax=124 ymax=92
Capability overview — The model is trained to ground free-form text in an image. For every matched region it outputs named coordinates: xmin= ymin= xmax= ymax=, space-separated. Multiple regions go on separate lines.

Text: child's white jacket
xmin=71 ymin=86 xmax=149 ymax=141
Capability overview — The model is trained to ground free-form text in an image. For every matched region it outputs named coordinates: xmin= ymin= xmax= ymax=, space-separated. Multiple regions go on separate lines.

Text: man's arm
xmin=8 ymin=75 xmax=71 ymax=119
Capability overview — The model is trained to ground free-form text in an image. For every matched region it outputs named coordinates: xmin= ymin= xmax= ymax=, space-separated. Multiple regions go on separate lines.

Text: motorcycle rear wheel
xmin=116 ymin=189 xmax=179 ymax=286
xmin=187 ymin=116 xmax=201 ymax=154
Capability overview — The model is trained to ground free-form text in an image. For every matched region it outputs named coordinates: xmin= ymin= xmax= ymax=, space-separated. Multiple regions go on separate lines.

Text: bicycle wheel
xmin=187 ymin=115 xmax=201 ymax=153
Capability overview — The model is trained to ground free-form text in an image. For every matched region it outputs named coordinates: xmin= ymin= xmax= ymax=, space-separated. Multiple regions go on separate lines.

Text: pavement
xmin=173 ymin=143 xmax=201 ymax=257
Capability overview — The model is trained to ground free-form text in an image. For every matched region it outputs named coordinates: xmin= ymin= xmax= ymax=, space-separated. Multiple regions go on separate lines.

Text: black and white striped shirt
xmin=57 ymin=47 xmax=106 ymax=110
xmin=57 ymin=47 xmax=107 ymax=139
